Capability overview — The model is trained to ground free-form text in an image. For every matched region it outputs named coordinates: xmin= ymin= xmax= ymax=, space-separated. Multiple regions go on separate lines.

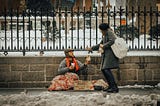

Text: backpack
xmin=111 ymin=36 xmax=128 ymax=59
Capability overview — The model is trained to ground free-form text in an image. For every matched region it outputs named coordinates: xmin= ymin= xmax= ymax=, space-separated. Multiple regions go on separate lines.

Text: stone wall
xmin=0 ymin=56 xmax=160 ymax=88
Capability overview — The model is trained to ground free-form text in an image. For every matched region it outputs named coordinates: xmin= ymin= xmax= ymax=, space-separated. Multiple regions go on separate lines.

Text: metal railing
xmin=0 ymin=7 xmax=160 ymax=56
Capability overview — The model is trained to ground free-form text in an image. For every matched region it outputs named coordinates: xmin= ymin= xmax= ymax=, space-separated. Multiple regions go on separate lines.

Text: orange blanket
xmin=48 ymin=73 xmax=79 ymax=91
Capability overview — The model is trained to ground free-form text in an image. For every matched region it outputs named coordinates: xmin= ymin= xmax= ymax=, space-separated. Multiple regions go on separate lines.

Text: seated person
xmin=58 ymin=48 xmax=90 ymax=78
xmin=48 ymin=49 xmax=90 ymax=91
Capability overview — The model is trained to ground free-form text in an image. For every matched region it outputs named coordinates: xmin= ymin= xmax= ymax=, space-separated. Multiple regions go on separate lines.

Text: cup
xmin=86 ymin=55 xmax=91 ymax=61
xmin=71 ymin=63 xmax=75 ymax=67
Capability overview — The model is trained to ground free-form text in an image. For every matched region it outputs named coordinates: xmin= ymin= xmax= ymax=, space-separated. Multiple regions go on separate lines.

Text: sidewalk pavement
xmin=0 ymin=87 xmax=160 ymax=96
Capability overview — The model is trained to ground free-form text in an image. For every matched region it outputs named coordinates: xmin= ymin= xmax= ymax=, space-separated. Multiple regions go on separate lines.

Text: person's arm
xmin=91 ymin=40 xmax=103 ymax=51
xmin=77 ymin=60 xmax=87 ymax=70
xmin=102 ymin=30 xmax=116 ymax=49
xmin=58 ymin=59 xmax=70 ymax=75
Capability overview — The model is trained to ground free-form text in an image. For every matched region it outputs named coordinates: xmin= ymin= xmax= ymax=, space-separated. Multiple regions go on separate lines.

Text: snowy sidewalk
xmin=0 ymin=86 xmax=160 ymax=96
xmin=0 ymin=87 xmax=160 ymax=106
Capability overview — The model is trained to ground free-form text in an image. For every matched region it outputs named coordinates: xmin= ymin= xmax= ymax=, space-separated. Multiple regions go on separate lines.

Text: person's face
xmin=68 ymin=51 xmax=74 ymax=57
xmin=100 ymin=30 xmax=107 ymax=36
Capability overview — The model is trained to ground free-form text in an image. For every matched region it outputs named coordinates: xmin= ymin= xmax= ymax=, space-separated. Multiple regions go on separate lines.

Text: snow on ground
xmin=0 ymin=90 xmax=159 ymax=106
xmin=0 ymin=84 xmax=160 ymax=106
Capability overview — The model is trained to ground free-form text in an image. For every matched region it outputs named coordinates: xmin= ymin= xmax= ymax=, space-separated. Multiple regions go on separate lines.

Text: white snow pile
xmin=0 ymin=91 xmax=159 ymax=106
xmin=156 ymin=83 xmax=160 ymax=89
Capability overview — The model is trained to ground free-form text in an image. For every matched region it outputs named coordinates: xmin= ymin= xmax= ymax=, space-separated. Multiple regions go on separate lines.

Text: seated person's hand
xmin=69 ymin=65 xmax=75 ymax=70
xmin=84 ymin=55 xmax=91 ymax=65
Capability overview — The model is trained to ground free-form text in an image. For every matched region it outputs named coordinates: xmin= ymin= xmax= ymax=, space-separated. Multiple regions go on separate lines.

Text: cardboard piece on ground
xmin=74 ymin=80 xmax=94 ymax=90
xmin=74 ymin=79 xmax=109 ymax=90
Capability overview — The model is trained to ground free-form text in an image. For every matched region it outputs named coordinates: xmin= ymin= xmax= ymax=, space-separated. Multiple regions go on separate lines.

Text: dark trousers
xmin=102 ymin=68 xmax=118 ymax=89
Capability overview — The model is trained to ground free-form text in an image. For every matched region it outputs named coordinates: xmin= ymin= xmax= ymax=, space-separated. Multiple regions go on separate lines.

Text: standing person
xmin=58 ymin=48 xmax=90 ymax=79
xmin=86 ymin=23 xmax=119 ymax=93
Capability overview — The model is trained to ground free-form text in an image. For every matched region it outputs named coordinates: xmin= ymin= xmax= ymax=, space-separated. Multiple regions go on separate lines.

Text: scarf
xmin=65 ymin=57 xmax=79 ymax=72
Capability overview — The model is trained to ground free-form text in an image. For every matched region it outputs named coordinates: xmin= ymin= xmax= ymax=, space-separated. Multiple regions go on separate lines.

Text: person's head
xmin=99 ymin=23 xmax=110 ymax=36
xmin=64 ymin=48 xmax=75 ymax=58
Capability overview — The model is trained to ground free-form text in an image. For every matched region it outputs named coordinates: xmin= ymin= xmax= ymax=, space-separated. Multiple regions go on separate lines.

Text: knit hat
xmin=99 ymin=23 xmax=110 ymax=30
xmin=64 ymin=49 xmax=74 ymax=57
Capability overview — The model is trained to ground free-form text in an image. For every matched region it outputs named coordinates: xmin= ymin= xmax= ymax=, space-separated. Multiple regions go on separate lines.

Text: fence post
xmin=22 ymin=10 xmax=25 ymax=56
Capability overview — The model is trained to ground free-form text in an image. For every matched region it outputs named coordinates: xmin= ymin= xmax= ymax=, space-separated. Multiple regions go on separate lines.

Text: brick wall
xmin=0 ymin=56 xmax=160 ymax=88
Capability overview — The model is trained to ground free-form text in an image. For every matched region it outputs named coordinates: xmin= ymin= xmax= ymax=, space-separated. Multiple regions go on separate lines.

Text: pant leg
xmin=102 ymin=69 xmax=117 ymax=89
xmin=102 ymin=69 xmax=111 ymax=86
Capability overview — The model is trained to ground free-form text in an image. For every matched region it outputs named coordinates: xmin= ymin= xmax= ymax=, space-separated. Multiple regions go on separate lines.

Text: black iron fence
xmin=0 ymin=7 xmax=160 ymax=56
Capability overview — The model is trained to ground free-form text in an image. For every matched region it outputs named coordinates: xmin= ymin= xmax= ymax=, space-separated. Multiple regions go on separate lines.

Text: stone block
xmin=120 ymin=63 xmax=139 ymax=69
xmin=87 ymin=65 xmax=97 ymax=75
xmin=52 ymin=57 xmax=64 ymax=64
xmin=46 ymin=77 xmax=53 ymax=81
xmin=145 ymin=57 xmax=160 ymax=63
xmin=8 ymin=82 xmax=48 ymax=88
xmin=25 ymin=57 xmax=56 ymax=64
xmin=76 ymin=57 xmax=85 ymax=63
xmin=94 ymin=57 xmax=102 ymax=64
xmin=136 ymin=81 xmax=159 ymax=86
xmin=146 ymin=63 xmax=160 ymax=69
xmin=91 ymin=75 xmax=105 ymax=80
xmin=46 ymin=64 xmax=59 ymax=77
xmin=87 ymin=57 xmax=101 ymax=64
xmin=138 ymin=69 xmax=152 ymax=81
xmin=0 ymin=72 xmax=21 ymax=82
xmin=119 ymin=57 xmax=125 ymax=64
xmin=0 ymin=57 xmax=10 ymax=64
xmin=0 ymin=64 xmax=10 ymax=72
xmin=11 ymin=64 xmax=29 ymax=71
xmin=30 ymin=64 xmax=45 ymax=71
xmin=0 ymin=82 xmax=8 ymax=88
xmin=96 ymin=69 xmax=102 ymax=75
xmin=121 ymin=69 xmax=137 ymax=81
xmin=22 ymin=72 xmax=44 ymax=81
xmin=119 ymin=80 xmax=139 ymax=86
xmin=112 ymin=70 xmax=119 ymax=82
xmin=123 ymin=56 xmax=140 ymax=63
xmin=153 ymin=69 xmax=160 ymax=80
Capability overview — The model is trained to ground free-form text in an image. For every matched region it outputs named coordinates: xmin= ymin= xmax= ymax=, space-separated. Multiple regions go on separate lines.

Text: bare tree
xmin=0 ymin=0 xmax=26 ymax=13
xmin=73 ymin=0 xmax=92 ymax=12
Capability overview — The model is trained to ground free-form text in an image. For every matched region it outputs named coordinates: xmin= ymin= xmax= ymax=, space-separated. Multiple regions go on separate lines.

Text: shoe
xmin=94 ymin=86 xmax=103 ymax=91
xmin=107 ymin=87 xmax=119 ymax=93
xmin=103 ymin=86 xmax=111 ymax=91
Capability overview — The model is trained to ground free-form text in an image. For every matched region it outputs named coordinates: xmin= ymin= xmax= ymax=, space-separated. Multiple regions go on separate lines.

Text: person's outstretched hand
xmin=84 ymin=55 xmax=91 ymax=65
xmin=85 ymin=46 xmax=93 ymax=53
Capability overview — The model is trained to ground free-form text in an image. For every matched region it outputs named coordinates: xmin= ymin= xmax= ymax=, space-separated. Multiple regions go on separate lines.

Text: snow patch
xmin=0 ymin=91 xmax=159 ymax=106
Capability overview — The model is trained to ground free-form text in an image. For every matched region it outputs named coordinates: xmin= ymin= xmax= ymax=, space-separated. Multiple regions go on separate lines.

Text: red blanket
xmin=48 ymin=73 xmax=79 ymax=91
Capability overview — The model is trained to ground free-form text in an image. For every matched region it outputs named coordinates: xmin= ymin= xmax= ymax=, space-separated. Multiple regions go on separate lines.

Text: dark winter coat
xmin=91 ymin=29 xmax=119 ymax=70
